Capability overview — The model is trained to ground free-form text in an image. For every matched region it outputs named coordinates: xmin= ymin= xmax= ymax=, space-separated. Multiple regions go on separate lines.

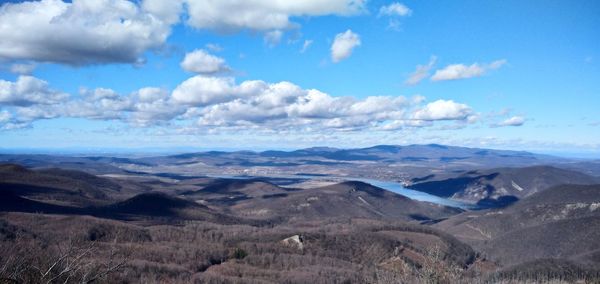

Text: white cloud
xmin=347 ymin=96 xmax=407 ymax=116
xmin=431 ymin=59 xmax=507 ymax=81
xmin=193 ymin=79 xmax=416 ymax=130
xmin=141 ymin=0 xmax=184 ymax=24
xmin=193 ymin=79 xmax=452 ymax=132
xmin=0 ymin=0 xmax=369 ymax=66
xmin=496 ymin=116 xmax=525 ymax=127
xmin=413 ymin=100 xmax=473 ymax=121
xmin=331 ymin=30 xmax=361 ymax=63
xmin=81 ymin=87 xmax=119 ymax=101
xmin=405 ymin=56 xmax=437 ymax=85
xmin=264 ymin=30 xmax=284 ymax=47
xmin=129 ymin=91 xmax=183 ymax=126
xmin=300 ymin=40 xmax=314 ymax=53
xmin=81 ymin=87 xmax=183 ymax=125
xmin=286 ymin=89 xmax=351 ymax=119
xmin=0 ymin=0 xmax=171 ymax=65
xmin=0 ymin=76 xmax=69 ymax=106
xmin=380 ymin=119 xmax=431 ymax=131
xmin=171 ymin=76 xmax=238 ymax=106
xmin=134 ymin=87 xmax=169 ymax=102
xmin=180 ymin=49 xmax=230 ymax=74
xmin=66 ymin=89 xmax=133 ymax=120
xmin=10 ymin=85 xmax=184 ymax=126
xmin=0 ymin=74 xmax=480 ymax=133
xmin=184 ymin=0 xmax=366 ymax=32
xmin=10 ymin=63 xmax=36 ymax=75
xmin=379 ymin=2 xmax=412 ymax=17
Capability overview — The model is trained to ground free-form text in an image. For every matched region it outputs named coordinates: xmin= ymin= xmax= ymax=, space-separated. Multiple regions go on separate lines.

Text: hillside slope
xmin=435 ymin=184 xmax=600 ymax=266
xmin=408 ymin=166 xmax=598 ymax=206
xmin=188 ymin=179 xmax=463 ymax=222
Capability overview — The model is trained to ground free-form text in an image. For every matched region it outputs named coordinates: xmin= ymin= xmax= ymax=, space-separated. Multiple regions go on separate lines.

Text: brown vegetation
xmin=1 ymin=163 xmax=599 ymax=283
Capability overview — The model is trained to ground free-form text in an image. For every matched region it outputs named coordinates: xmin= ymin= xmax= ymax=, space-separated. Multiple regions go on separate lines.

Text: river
xmin=208 ymin=173 xmax=477 ymax=210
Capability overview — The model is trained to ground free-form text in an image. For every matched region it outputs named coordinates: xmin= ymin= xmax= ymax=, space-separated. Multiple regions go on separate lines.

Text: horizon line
xmin=1 ymin=144 xmax=600 ymax=159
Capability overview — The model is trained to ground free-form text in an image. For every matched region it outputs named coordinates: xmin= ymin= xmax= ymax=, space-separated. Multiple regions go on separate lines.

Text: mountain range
xmin=1 ymin=144 xmax=599 ymax=282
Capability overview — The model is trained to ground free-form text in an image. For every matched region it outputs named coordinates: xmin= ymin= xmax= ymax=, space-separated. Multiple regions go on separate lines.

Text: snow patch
xmin=556 ymin=203 xmax=589 ymax=220
xmin=511 ymin=180 xmax=525 ymax=192
xmin=357 ymin=196 xmax=371 ymax=206
xmin=297 ymin=203 xmax=311 ymax=208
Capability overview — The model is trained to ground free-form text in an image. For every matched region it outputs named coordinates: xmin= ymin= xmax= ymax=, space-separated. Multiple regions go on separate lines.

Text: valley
xmin=1 ymin=145 xmax=599 ymax=283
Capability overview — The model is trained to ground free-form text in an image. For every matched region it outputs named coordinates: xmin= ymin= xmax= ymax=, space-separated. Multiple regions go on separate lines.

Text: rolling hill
xmin=435 ymin=184 xmax=600 ymax=267
xmin=187 ymin=179 xmax=463 ymax=222
xmin=0 ymin=163 xmax=122 ymax=206
xmin=408 ymin=166 xmax=599 ymax=206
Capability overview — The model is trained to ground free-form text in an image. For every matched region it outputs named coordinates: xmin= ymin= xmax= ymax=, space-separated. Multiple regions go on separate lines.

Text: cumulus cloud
xmin=0 ymin=0 xmax=171 ymax=65
xmin=189 ymin=79 xmax=461 ymax=132
xmin=80 ymin=87 xmax=118 ymax=101
xmin=0 ymin=0 xmax=369 ymax=66
xmin=413 ymin=100 xmax=473 ymax=121
xmin=134 ymin=87 xmax=169 ymax=102
xmin=1 ymin=73 xmax=480 ymax=133
xmin=180 ymin=49 xmax=230 ymax=74
xmin=379 ymin=2 xmax=412 ymax=17
xmin=10 ymin=85 xmax=184 ymax=127
xmin=128 ymin=88 xmax=183 ymax=126
xmin=331 ymin=30 xmax=361 ymax=63
xmin=0 ymin=113 xmax=29 ymax=130
xmin=431 ymin=59 xmax=507 ymax=81
xmin=171 ymin=76 xmax=239 ymax=106
xmin=184 ymin=0 xmax=366 ymax=32
xmin=495 ymin=116 xmax=525 ymax=127
xmin=0 ymin=76 xmax=69 ymax=106
xmin=405 ymin=56 xmax=437 ymax=85
xmin=141 ymin=0 xmax=184 ymax=25
xmin=199 ymin=83 xmax=299 ymax=126
xmin=198 ymin=90 xmax=402 ymax=130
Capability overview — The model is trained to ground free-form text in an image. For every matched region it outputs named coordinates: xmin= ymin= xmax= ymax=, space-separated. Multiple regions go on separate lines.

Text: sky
xmin=0 ymin=0 xmax=599 ymax=155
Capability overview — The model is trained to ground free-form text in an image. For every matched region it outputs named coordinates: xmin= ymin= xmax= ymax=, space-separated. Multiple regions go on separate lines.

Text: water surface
xmin=208 ymin=173 xmax=477 ymax=210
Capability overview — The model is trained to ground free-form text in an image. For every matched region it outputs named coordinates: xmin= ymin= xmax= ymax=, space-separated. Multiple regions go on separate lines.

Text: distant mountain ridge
xmin=0 ymin=144 xmax=587 ymax=174
xmin=166 ymin=144 xmax=555 ymax=161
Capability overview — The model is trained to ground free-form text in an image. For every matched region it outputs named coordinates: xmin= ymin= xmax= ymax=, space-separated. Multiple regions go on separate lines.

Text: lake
xmin=209 ymin=173 xmax=478 ymax=210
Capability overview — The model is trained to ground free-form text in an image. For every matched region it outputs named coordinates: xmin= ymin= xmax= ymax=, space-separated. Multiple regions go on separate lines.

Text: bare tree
xmin=1 ymin=234 xmax=129 ymax=284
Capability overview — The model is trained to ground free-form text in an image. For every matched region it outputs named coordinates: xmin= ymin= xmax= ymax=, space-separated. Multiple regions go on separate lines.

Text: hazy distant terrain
xmin=1 ymin=145 xmax=599 ymax=283
xmin=3 ymin=144 xmax=599 ymax=180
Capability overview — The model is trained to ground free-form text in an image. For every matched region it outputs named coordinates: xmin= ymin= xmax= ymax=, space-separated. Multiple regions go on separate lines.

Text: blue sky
xmin=0 ymin=0 xmax=599 ymax=155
